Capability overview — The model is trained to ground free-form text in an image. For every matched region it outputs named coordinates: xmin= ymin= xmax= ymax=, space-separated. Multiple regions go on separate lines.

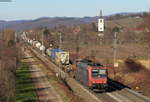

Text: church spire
xmin=100 ymin=10 xmax=103 ymax=18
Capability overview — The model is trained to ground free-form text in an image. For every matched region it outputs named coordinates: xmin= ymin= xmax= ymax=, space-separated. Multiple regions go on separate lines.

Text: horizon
xmin=0 ymin=0 xmax=150 ymax=20
xmin=0 ymin=11 xmax=147 ymax=21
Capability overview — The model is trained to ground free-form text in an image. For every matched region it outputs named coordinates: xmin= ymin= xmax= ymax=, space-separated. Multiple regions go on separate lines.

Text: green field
xmin=16 ymin=63 xmax=37 ymax=102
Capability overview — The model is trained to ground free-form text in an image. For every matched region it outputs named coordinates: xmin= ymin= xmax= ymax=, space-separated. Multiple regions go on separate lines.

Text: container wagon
xmin=47 ymin=48 xmax=69 ymax=65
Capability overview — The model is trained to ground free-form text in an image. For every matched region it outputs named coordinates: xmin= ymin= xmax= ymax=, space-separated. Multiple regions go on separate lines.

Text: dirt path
xmin=24 ymin=51 xmax=63 ymax=102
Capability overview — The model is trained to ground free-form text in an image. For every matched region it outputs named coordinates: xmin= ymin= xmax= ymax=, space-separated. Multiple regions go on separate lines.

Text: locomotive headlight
xmin=103 ymin=80 xmax=106 ymax=83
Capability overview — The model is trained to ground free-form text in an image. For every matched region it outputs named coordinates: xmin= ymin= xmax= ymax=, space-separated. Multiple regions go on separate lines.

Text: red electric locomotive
xmin=75 ymin=59 xmax=108 ymax=91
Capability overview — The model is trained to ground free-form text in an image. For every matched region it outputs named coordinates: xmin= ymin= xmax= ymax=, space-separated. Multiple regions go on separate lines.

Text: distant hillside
xmin=0 ymin=17 xmax=94 ymax=30
xmin=0 ymin=12 xmax=146 ymax=31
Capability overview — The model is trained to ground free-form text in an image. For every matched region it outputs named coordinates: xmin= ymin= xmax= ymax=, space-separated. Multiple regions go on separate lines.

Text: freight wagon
xmin=46 ymin=48 xmax=69 ymax=65
xmin=22 ymin=36 xmax=108 ymax=91
xmin=75 ymin=59 xmax=108 ymax=91
xmin=35 ymin=42 xmax=41 ymax=49
xmin=39 ymin=45 xmax=46 ymax=52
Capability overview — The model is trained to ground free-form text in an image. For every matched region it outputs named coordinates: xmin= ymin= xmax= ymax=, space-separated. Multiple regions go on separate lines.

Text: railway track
xmin=86 ymin=77 xmax=150 ymax=102
xmin=90 ymin=76 xmax=150 ymax=102
xmin=28 ymin=46 xmax=150 ymax=102
xmin=23 ymin=50 xmax=64 ymax=102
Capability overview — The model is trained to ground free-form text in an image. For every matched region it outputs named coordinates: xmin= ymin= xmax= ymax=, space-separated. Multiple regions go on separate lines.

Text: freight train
xmin=22 ymin=36 xmax=108 ymax=91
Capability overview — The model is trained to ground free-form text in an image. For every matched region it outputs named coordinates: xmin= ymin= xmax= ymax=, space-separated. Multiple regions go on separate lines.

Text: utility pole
xmin=113 ymin=32 xmax=117 ymax=67
xmin=42 ymin=29 xmax=44 ymax=55
xmin=112 ymin=31 xmax=119 ymax=77
xmin=76 ymin=32 xmax=79 ymax=59
xmin=15 ymin=32 xmax=17 ymax=42
xmin=2 ymin=25 xmax=4 ymax=41
xmin=112 ymin=27 xmax=120 ymax=68
xmin=59 ymin=32 xmax=62 ymax=49
xmin=75 ymin=27 xmax=80 ymax=59
xmin=73 ymin=26 xmax=80 ymax=68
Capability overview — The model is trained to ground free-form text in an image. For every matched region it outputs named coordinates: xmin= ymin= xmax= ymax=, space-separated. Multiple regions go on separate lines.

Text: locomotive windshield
xmin=92 ymin=69 xmax=106 ymax=78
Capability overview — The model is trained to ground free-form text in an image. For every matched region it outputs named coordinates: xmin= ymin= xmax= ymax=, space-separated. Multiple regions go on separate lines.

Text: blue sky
xmin=0 ymin=0 xmax=150 ymax=20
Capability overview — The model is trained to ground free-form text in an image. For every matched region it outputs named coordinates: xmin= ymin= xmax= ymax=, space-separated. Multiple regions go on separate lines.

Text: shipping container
xmin=33 ymin=41 xmax=38 ymax=47
xmin=27 ymin=39 xmax=30 ymax=43
xmin=35 ymin=42 xmax=41 ymax=49
xmin=46 ymin=48 xmax=52 ymax=57
xmin=50 ymin=48 xmax=63 ymax=60
xmin=39 ymin=45 xmax=45 ymax=52
xmin=56 ymin=51 xmax=69 ymax=65
xmin=29 ymin=40 xmax=33 ymax=45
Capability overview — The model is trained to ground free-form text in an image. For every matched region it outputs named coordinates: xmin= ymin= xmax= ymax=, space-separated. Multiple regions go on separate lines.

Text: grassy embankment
xmin=16 ymin=63 xmax=37 ymax=102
